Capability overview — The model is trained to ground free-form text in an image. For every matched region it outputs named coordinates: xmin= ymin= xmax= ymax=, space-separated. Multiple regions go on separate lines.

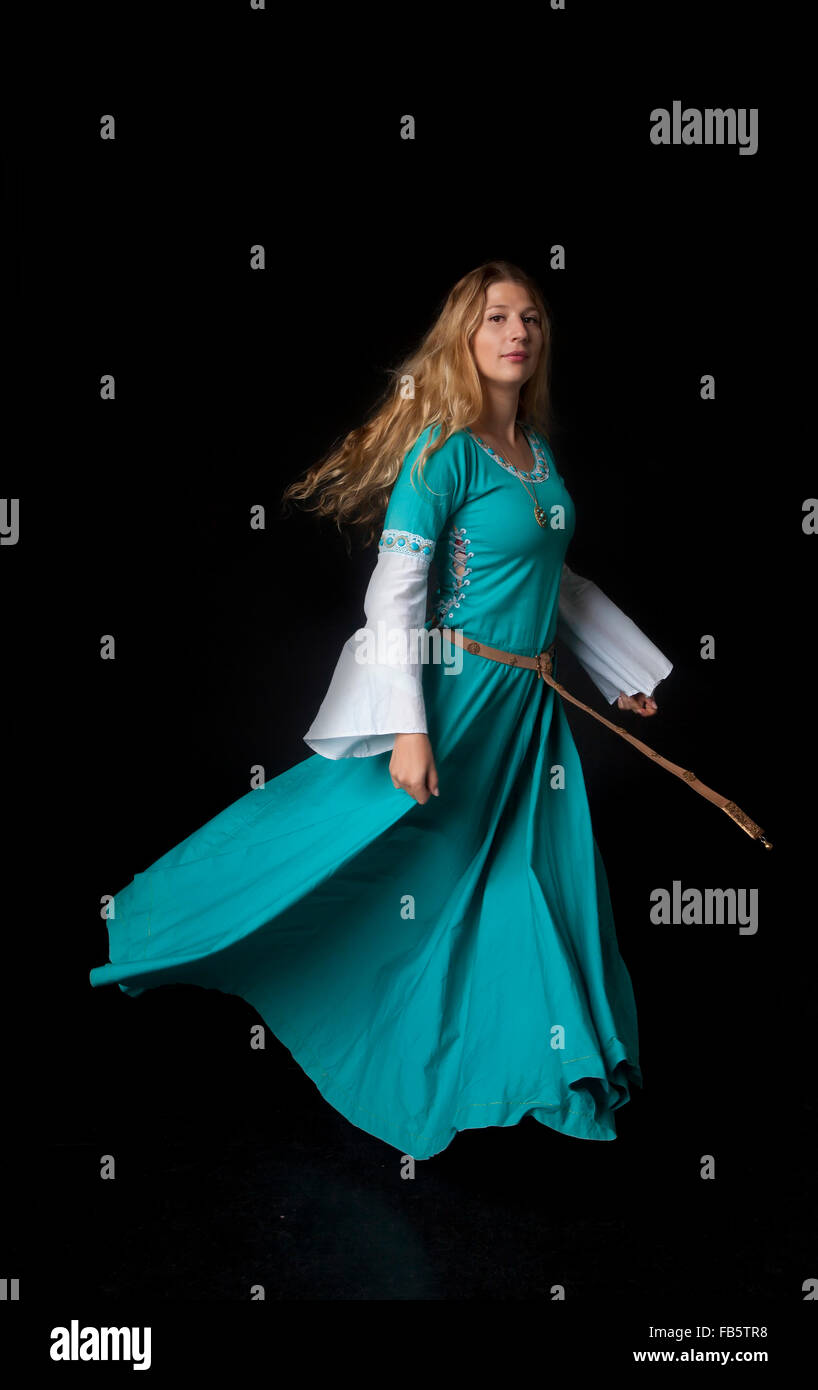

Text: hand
xmin=617 ymin=691 xmax=658 ymax=717
xmin=389 ymin=732 xmax=440 ymax=804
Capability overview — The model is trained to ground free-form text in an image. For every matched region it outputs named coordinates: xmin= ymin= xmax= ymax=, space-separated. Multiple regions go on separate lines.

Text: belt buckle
xmin=536 ymin=647 xmax=553 ymax=680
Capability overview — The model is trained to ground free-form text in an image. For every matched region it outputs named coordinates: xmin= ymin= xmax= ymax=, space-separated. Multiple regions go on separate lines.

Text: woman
xmin=90 ymin=260 xmax=673 ymax=1161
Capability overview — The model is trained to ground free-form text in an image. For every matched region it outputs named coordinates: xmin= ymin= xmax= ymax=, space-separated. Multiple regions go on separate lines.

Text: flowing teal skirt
xmin=90 ymin=649 xmax=642 ymax=1160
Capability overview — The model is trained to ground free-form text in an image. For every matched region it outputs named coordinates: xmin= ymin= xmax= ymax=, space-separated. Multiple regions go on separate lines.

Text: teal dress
xmin=90 ymin=422 xmax=673 ymax=1160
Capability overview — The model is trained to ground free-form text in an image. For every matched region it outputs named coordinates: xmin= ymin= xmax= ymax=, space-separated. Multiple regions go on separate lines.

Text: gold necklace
xmin=515 ymin=472 xmax=549 ymax=528
xmin=475 ymin=426 xmax=549 ymax=528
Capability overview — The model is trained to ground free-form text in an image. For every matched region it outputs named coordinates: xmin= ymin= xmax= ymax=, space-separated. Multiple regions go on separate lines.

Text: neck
xmin=472 ymin=386 xmax=521 ymax=447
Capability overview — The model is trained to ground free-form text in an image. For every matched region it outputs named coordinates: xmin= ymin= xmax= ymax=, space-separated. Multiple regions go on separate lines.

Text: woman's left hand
xmin=617 ymin=691 xmax=658 ymax=716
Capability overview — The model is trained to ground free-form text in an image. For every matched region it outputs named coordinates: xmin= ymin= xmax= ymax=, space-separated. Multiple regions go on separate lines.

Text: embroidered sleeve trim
xmin=378 ymin=528 xmax=436 ymax=559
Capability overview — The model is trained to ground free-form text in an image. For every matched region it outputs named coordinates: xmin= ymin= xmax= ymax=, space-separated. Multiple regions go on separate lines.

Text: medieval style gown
xmin=89 ymin=422 xmax=673 ymax=1160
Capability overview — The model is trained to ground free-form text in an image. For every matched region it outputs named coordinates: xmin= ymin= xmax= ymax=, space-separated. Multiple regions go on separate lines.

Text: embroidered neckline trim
xmin=466 ymin=421 xmax=550 ymax=482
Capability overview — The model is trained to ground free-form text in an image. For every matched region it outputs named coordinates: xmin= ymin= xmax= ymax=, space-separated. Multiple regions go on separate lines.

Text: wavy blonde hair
xmin=281 ymin=260 xmax=558 ymax=549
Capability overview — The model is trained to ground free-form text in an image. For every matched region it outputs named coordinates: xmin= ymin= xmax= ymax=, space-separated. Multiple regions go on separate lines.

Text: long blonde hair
xmin=281 ymin=260 xmax=558 ymax=549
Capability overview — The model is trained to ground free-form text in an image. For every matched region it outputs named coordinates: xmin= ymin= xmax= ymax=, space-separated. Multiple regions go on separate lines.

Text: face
xmin=470 ymin=280 xmax=542 ymax=389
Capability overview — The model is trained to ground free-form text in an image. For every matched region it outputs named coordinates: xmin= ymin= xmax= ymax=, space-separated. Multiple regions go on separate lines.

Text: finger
xmin=427 ymin=762 xmax=440 ymax=798
xmin=401 ymin=778 xmax=425 ymax=804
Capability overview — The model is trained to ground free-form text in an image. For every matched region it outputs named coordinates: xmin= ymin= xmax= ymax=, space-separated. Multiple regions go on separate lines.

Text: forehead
xmin=484 ymin=283 xmax=537 ymax=310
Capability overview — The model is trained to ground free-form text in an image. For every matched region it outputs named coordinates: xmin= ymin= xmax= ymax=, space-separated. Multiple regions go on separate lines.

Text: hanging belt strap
xmin=437 ymin=626 xmax=772 ymax=849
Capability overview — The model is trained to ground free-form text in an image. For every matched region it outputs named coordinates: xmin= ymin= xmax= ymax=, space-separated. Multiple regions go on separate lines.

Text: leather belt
xmin=436 ymin=625 xmax=772 ymax=849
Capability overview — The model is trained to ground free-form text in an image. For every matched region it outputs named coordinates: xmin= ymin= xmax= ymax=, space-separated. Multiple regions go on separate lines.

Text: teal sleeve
xmin=303 ymin=426 xmax=469 ymax=758
xmin=379 ymin=425 xmax=469 ymax=559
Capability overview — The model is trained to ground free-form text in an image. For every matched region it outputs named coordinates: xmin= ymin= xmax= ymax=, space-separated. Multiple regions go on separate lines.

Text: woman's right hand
xmin=389 ymin=733 xmax=440 ymax=805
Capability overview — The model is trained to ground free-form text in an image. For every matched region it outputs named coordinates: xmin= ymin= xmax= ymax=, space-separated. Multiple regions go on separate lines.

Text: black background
xmin=4 ymin=0 xmax=814 ymax=1358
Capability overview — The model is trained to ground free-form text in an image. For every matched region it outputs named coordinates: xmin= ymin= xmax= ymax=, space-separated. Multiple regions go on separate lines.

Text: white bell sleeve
xmin=303 ymin=426 xmax=468 ymax=759
xmin=556 ymin=562 xmax=673 ymax=705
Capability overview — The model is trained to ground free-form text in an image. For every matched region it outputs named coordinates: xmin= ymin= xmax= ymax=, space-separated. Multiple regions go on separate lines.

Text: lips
xmin=503 ymin=353 xmax=528 ymax=359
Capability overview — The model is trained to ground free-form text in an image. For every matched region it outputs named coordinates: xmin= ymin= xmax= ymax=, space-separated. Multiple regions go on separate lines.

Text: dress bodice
xmin=303 ymin=421 xmax=672 ymax=759
xmin=428 ymin=424 xmax=576 ymax=655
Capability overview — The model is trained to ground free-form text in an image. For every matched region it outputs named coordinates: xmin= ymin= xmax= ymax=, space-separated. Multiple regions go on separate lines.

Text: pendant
xmin=534 ymin=504 xmax=548 ymax=528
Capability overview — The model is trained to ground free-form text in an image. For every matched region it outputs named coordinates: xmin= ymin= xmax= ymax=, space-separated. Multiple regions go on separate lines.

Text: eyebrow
xmin=486 ymin=303 xmax=539 ymax=312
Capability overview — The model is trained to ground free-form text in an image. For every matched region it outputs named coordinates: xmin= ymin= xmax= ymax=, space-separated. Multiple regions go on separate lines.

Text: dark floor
xmin=23 ymin=983 xmax=811 ymax=1304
